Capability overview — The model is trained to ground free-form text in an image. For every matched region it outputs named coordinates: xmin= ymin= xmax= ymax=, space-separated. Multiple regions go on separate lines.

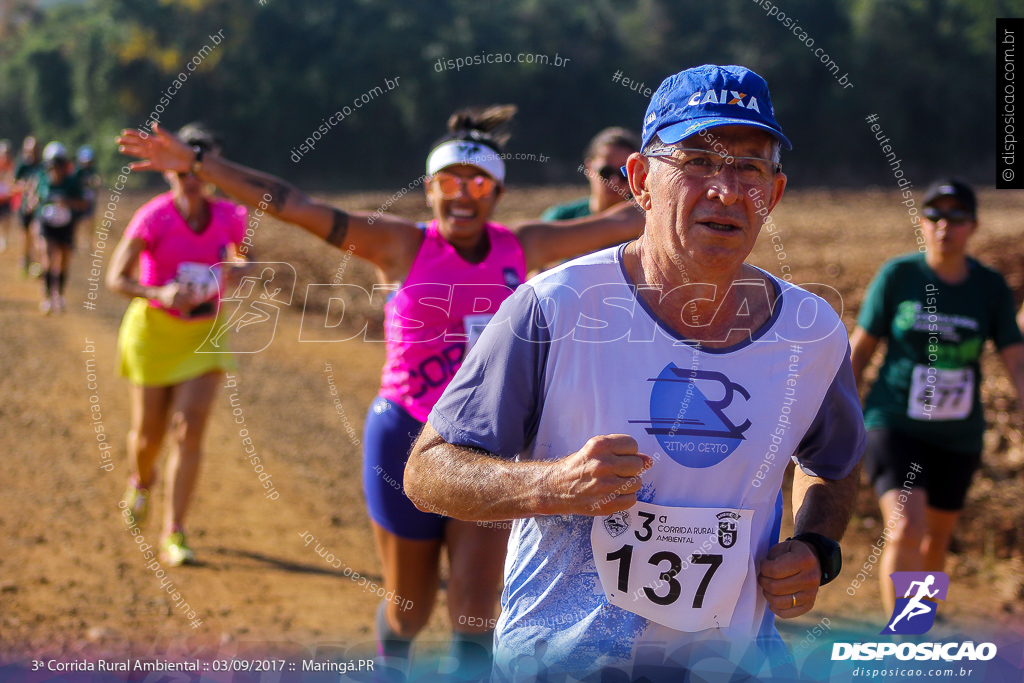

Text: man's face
xmin=23 ymin=140 xmax=38 ymax=163
xmin=585 ymin=144 xmax=633 ymax=208
xmin=47 ymin=160 xmax=68 ymax=182
xmin=922 ymin=195 xmax=976 ymax=257
xmin=630 ymin=125 xmax=786 ymax=273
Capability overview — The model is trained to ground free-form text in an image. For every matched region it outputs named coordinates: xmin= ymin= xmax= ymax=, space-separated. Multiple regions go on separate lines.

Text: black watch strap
xmin=190 ymin=145 xmax=204 ymax=175
xmin=787 ymin=532 xmax=842 ymax=586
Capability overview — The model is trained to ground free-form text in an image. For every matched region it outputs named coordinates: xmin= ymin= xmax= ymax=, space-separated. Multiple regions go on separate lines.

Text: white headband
xmin=426 ymin=140 xmax=505 ymax=183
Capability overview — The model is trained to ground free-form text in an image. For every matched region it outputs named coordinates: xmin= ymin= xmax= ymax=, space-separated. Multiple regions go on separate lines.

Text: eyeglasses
xmin=645 ymin=141 xmax=781 ymax=185
xmin=597 ymin=165 xmax=628 ymax=183
xmin=432 ymin=172 xmax=497 ymax=200
xmin=922 ymin=206 xmax=972 ymax=224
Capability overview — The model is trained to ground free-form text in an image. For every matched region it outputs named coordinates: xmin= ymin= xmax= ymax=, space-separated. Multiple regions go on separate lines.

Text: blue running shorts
xmin=362 ymin=396 xmax=448 ymax=540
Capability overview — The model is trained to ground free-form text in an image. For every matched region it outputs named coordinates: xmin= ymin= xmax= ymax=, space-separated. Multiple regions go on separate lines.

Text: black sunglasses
xmin=597 ymin=165 xmax=628 ymax=182
xmin=922 ymin=206 xmax=973 ymax=224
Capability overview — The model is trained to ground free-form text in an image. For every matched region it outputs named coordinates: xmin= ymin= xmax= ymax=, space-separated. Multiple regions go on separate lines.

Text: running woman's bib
xmin=592 ymin=502 xmax=753 ymax=632
xmin=123 ymin=192 xmax=247 ymax=318
xmin=907 ymin=364 xmax=974 ymax=421
xmin=175 ymin=262 xmax=222 ymax=303
xmin=379 ymin=220 xmax=525 ymax=423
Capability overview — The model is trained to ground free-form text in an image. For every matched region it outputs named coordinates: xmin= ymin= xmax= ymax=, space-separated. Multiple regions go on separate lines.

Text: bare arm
xmin=757 ymin=462 xmax=861 ymax=618
xmin=512 ymin=201 xmax=645 ymax=273
xmin=404 ymin=424 xmax=652 ymax=520
xmin=791 ymin=462 xmax=861 ymax=542
xmin=106 ymin=236 xmax=195 ymax=312
xmin=117 ymin=124 xmax=422 ymax=279
xmin=107 ymin=237 xmax=159 ymax=300
xmin=849 ymin=326 xmax=880 ymax=393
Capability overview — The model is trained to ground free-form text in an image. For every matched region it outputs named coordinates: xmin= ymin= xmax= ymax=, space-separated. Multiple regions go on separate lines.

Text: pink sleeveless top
xmin=379 ymin=220 xmax=526 ymax=422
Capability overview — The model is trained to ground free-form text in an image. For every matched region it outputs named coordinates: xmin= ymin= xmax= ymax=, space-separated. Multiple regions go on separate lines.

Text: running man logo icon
xmin=196 ymin=262 xmax=296 ymax=354
xmin=880 ymin=571 xmax=949 ymax=635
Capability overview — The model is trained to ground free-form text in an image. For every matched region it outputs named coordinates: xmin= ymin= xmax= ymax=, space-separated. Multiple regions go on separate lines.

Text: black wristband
xmin=787 ymin=532 xmax=842 ymax=586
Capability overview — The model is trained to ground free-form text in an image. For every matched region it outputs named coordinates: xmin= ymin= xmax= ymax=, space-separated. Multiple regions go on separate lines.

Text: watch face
xmin=819 ymin=537 xmax=842 ymax=583
xmin=793 ymin=533 xmax=841 ymax=584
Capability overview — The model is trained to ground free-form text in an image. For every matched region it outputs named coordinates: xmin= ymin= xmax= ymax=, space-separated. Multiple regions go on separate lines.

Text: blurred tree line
xmin=0 ymin=0 xmax=1018 ymax=188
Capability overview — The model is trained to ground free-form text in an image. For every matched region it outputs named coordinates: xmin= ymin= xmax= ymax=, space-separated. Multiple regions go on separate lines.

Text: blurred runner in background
xmin=13 ymin=136 xmax=41 ymax=276
xmin=850 ymin=177 xmax=1024 ymax=615
xmin=25 ymin=142 xmax=87 ymax=314
xmin=541 ymin=127 xmax=640 ymax=221
xmin=108 ymin=123 xmax=251 ymax=568
xmin=74 ymin=145 xmax=102 ymax=249
xmin=0 ymin=140 xmax=14 ymax=253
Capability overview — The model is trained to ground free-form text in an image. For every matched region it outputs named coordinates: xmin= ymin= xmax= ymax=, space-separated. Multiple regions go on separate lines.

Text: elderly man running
xmin=406 ymin=64 xmax=865 ymax=680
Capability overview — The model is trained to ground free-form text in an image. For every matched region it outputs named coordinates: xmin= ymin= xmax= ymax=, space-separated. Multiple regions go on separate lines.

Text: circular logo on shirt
xmin=636 ymin=363 xmax=751 ymax=468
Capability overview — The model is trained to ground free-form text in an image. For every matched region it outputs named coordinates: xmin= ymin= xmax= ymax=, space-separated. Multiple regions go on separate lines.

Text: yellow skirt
xmin=117 ymin=298 xmax=237 ymax=386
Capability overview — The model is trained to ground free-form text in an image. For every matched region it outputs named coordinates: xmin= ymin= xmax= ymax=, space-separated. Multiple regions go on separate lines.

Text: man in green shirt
xmin=850 ymin=178 xmax=1024 ymax=615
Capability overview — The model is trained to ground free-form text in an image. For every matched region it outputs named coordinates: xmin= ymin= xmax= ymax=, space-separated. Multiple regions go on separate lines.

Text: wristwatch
xmin=787 ymin=532 xmax=842 ymax=586
xmin=190 ymin=145 xmax=205 ymax=176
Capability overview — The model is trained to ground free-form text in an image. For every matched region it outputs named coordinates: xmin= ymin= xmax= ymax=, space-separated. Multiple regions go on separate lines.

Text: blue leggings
xmin=362 ymin=396 xmax=448 ymax=540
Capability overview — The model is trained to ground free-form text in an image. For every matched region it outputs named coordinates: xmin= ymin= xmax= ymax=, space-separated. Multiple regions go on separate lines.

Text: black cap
xmin=923 ymin=178 xmax=977 ymax=217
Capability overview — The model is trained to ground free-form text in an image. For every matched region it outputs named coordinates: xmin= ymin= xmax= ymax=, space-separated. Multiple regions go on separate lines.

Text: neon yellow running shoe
xmin=161 ymin=530 xmax=196 ymax=566
xmin=122 ymin=480 xmax=150 ymax=526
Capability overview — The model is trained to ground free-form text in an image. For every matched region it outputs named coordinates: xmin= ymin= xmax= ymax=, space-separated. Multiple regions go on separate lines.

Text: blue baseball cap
xmin=641 ymin=64 xmax=791 ymax=152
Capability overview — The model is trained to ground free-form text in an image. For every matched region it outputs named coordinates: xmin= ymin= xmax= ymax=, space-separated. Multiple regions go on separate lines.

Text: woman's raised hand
xmin=117 ymin=123 xmax=193 ymax=174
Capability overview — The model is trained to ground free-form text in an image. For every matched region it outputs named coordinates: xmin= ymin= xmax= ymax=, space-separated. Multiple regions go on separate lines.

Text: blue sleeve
xmin=428 ymin=285 xmax=551 ymax=459
xmin=791 ymin=349 xmax=866 ymax=479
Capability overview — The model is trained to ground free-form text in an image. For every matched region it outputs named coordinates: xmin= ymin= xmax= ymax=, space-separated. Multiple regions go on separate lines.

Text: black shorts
xmin=20 ymin=212 xmax=32 ymax=230
xmin=863 ymin=428 xmax=982 ymax=511
xmin=40 ymin=222 xmax=75 ymax=247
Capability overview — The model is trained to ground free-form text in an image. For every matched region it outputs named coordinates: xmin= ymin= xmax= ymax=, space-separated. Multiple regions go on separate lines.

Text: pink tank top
xmin=379 ymin=220 xmax=526 ymax=422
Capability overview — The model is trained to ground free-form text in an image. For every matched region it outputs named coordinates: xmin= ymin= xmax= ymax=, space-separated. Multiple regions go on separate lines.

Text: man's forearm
xmin=405 ymin=426 xmax=554 ymax=521
xmin=791 ymin=463 xmax=861 ymax=541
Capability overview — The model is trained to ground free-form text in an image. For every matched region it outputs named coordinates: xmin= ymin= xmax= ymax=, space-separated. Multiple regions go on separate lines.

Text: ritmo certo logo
xmin=634 ymin=364 xmax=751 ymax=468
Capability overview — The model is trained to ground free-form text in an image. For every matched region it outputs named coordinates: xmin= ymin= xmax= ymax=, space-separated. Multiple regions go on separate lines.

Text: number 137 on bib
xmin=591 ymin=503 xmax=754 ymax=632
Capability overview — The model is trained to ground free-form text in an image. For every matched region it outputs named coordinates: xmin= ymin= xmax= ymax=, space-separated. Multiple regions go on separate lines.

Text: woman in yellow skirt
xmin=107 ymin=123 xmax=249 ymax=566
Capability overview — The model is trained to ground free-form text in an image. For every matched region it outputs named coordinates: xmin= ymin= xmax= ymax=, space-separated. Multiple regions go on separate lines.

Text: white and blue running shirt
xmin=428 ymin=246 xmax=866 ymax=678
